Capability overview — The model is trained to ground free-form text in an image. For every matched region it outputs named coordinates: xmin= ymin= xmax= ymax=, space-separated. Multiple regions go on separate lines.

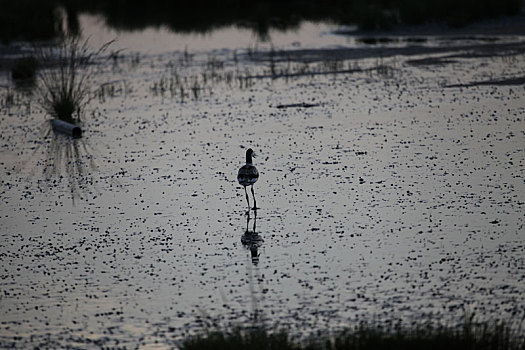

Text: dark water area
xmin=1 ymin=0 xmax=523 ymax=43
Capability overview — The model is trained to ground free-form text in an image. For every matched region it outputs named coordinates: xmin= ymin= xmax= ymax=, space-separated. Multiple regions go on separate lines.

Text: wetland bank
xmin=1 ymin=1 xmax=525 ymax=348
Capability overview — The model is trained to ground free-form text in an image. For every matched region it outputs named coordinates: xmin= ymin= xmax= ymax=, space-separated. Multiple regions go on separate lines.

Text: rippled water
xmin=1 ymin=15 xmax=524 ymax=348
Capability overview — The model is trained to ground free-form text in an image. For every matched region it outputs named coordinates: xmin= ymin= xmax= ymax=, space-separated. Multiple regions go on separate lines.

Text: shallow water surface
xmin=1 ymin=17 xmax=524 ymax=348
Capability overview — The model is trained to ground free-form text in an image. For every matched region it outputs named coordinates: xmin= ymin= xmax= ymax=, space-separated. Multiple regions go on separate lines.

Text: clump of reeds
xmin=37 ymin=36 xmax=111 ymax=123
xmin=181 ymin=316 xmax=524 ymax=350
xmin=11 ymin=56 xmax=39 ymax=82
xmin=328 ymin=317 xmax=524 ymax=350
xmin=182 ymin=327 xmax=297 ymax=350
xmin=1 ymin=88 xmax=16 ymax=108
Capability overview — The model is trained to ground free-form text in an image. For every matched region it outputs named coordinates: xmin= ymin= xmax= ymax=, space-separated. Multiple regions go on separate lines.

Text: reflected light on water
xmin=80 ymin=14 xmax=352 ymax=54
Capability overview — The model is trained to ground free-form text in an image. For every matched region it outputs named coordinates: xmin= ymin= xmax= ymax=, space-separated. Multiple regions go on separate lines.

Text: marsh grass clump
xmin=37 ymin=37 xmax=111 ymax=123
xmin=0 ymin=87 xmax=31 ymax=110
xmin=181 ymin=316 xmax=524 ymax=350
xmin=329 ymin=318 xmax=525 ymax=350
xmin=1 ymin=88 xmax=16 ymax=108
xmin=182 ymin=328 xmax=299 ymax=350
xmin=11 ymin=56 xmax=39 ymax=82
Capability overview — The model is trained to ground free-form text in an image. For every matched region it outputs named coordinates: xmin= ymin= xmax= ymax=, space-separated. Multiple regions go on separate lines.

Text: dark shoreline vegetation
xmin=181 ymin=317 xmax=525 ymax=350
xmin=1 ymin=0 xmax=523 ymax=43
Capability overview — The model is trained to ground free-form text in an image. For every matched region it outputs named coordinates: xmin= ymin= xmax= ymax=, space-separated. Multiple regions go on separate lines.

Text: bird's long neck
xmin=246 ymin=152 xmax=253 ymax=164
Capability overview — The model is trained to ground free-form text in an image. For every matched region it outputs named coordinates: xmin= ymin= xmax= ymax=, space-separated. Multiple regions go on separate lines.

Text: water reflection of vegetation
xmin=2 ymin=0 xmax=522 ymax=42
xmin=38 ymin=122 xmax=98 ymax=203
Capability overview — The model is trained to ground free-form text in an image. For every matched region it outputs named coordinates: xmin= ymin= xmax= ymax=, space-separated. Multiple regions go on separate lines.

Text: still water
xmin=1 ymin=12 xmax=524 ymax=348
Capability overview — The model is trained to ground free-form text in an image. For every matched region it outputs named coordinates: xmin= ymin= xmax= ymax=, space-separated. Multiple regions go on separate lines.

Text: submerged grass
xmin=181 ymin=316 xmax=525 ymax=350
xmin=148 ymin=47 xmax=399 ymax=102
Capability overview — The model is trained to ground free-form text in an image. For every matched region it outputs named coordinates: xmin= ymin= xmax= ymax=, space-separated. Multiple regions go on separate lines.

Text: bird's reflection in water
xmin=241 ymin=209 xmax=264 ymax=265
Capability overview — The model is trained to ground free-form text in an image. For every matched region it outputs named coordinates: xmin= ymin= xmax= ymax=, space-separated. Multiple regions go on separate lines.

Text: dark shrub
xmin=11 ymin=56 xmax=39 ymax=81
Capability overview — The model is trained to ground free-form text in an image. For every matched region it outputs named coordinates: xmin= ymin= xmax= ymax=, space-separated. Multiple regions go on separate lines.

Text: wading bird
xmin=237 ymin=148 xmax=259 ymax=211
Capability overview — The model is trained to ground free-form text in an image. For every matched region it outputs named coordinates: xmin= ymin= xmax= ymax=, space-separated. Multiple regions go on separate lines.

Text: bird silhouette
xmin=237 ymin=148 xmax=259 ymax=212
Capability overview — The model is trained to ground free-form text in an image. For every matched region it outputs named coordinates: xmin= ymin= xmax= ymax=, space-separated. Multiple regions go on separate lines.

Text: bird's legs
xmin=252 ymin=207 xmax=257 ymax=232
xmin=244 ymin=186 xmax=251 ymax=214
xmin=251 ymin=185 xmax=257 ymax=211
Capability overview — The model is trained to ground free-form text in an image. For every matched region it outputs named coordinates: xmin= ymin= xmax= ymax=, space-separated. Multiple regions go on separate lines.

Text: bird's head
xmin=246 ymin=148 xmax=256 ymax=164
